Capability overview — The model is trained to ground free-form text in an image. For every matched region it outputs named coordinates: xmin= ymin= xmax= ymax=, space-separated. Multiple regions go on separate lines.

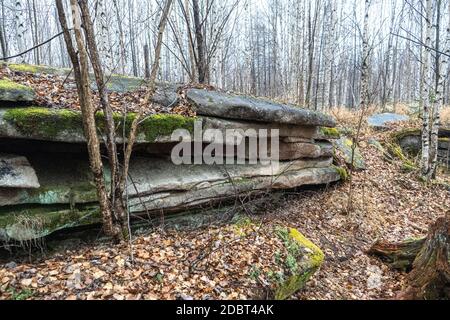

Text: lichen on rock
xmin=273 ymin=227 xmax=324 ymax=300
xmin=333 ymin=136 xmax=366 ymax=170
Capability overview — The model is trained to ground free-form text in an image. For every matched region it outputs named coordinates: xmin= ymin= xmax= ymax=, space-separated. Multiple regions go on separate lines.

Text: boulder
xmin=0 ymin=154 xmax=40 ymax=188
xmin=0 ymin=156 xmax=341 ymax=241
xmin=333 ymin=136 xmax=366 ymax=170
xmin=273 ymin=227 xmax=324 ymax=300
xmin=393 ymin=128 xmax=450 ymax=165
xmin=0 ymin=78 xmax=35 ymax=103
xmin=186 ymin=88 xmax=336 ymax=127
xmin=368 ymin=113 xmax=409 ymax=128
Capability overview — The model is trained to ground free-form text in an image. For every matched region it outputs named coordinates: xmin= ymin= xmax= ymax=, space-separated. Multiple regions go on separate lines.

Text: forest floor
xmin=0 ymin=115 xmax=449 ymax=300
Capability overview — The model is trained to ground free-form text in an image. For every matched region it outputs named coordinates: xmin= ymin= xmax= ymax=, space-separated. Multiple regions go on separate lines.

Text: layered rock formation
xmin=0 ymin=64 xmax=342 ymax=241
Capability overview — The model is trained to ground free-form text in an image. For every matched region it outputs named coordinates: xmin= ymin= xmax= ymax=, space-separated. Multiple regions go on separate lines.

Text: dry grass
xmin=391 ymin=103 xmax=411 ymax=116
xmin=328 ymin=105 xmax=378 ymax=128
xmin=441 ymin=106 xmax=450 ymax=125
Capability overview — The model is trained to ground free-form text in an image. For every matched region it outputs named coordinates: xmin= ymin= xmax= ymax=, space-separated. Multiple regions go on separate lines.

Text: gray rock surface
xmin=368 ymin=113 xmax=409 ymax=128
xmin=0 ymin=79 xmax=35 ymax=102
xmin=187 ymin=89 xmax=336 ymax=127
xmin=0 ymin=154 xmax=40 ymax=188
xmin=333 ymin=137 xmax=366 ymax=170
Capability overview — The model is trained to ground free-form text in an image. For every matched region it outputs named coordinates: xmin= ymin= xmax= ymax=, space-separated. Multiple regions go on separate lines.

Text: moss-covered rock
xmin=1 ymin=107 xmax=195 ymax=143
xmin=333 ymin=136 xmax=366 ymax=170
xmin=7 ymin=63 xmax=145 ymax=93
xmin=8 ymin=63 xmax=64 ymax=75
xmin=274 ymin=227 xmax=324 ymax=300
xmin=333 ymin=165 xmax=349 ymax=181
xmin=0 ymin=204 xmax=100 ymax=241
xmin=0 ymin=78 xmax=35 ymax=103
xmin=318 ymin=126 xmax=341 ymax=139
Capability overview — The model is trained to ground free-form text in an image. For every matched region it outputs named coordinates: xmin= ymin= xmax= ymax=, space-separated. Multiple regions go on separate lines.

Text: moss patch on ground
xmin=333 ymin=165 xmax=349 ymax=181
xmin=4 ymin=107 xmax=195 ymax=142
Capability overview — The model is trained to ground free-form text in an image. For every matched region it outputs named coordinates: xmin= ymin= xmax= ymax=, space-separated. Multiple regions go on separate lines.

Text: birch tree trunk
xmin=15 ymin=0 xmax=26 ymax=62
xmin=359 ymin=0 xmax=371 ymax=109
xmin=428 ymin=0 xmax=450 ymax=179
xmin=421 ymin=0 xmax=433 ymax=178
xmin=96 ymin=0 xmax=112 ymax=72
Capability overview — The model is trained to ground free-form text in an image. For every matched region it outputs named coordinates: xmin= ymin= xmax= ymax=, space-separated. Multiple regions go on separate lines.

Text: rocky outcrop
xmin=186 ymin=89 xmax=336 ymax=127
xmin=0 ymin=64 xmax=343 ymax=241
xmin=0 ymin=154 xmax=40 ymax=189
xmin=0 ymin=78 xmax=35 ymax=103
xmin=394 ymin=128 xmax=450 ymax=166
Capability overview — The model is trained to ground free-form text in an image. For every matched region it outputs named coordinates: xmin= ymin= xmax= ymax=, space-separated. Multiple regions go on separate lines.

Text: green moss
xmin=0 ymin=204 xmax=100 ymax=241
xmin=392 ymin=128 xmax=421 ymax=142
xmin=319 ymin=127 xmax=340 ymax=139
xmin=4 ymin=107 xmax=195 ymax=142
xmin=288 ymin=228 xmax=324 ymax=267
xmin=333 ymin=165 xmax=349 ymax=181
xmin=0 ymin=78 xmax=33 ymax=92
xmin=274 ymin=268 xmax=317 ymax=300
xmin=8 ymin=64 xmax=40 ymax=73
xmin=386 ymin=142 xmax=417 ymax=170
xmin=6 ymin=288 xmax=35 ymax=300
xmin=4 ymin=107 xmax=83 ymax=138
xmin=7 ymin=63 xmax=71 ymax=76
xmin=274 ymin=227 xmax=324 ymax=300
xmin=139 ymin=114 xmax=195 ymax=142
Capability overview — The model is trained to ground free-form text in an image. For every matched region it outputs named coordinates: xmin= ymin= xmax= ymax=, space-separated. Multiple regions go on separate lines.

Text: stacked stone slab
xmin=0 ymin=64 xmax=341 ymax=241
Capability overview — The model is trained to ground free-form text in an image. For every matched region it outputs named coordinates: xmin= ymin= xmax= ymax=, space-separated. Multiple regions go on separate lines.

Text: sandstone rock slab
xmin=0 ymin=78 xmax=35 ymax=103
xmin=0 ymin=154 xmax=40 ymax=188
xmin=187 ymin=88 xmax=336 ymax=127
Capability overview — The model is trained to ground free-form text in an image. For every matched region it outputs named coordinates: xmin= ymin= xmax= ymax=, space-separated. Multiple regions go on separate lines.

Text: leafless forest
xmin=2 ymin=0 xmax=449 ymax=110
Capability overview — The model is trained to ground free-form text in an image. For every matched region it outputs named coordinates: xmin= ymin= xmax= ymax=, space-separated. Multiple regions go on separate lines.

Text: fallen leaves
xmin=0 ymin=66 xmax=195 ymax=117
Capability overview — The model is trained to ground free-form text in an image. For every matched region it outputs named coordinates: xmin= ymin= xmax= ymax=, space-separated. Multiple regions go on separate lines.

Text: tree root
xmin=368 ymin=238 xmax=426 ymax=271
xmin=399 ymin=217 xmax=450 ymax=300
xmin=369 ymin=217 xmax=450 ymax=300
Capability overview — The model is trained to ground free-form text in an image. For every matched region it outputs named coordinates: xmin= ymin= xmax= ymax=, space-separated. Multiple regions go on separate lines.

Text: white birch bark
xmin=421 ymin=0 xmax=433 ymax=177
xmin=360 ymin=0 xmax=371 ymax=109
xmin=428 ymin=0 xmax=450 ymax=178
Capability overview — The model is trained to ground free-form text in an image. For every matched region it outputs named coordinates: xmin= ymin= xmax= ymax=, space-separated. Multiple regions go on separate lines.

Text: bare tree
xmin=56 ymin=0 xmax=174 ymax=241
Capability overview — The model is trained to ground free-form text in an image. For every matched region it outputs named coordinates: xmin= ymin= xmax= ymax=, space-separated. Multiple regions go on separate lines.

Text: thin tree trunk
xmin=360 ymin=0 xmax=371 ymax=109
xmin=78 ymin=0 xmax=128 ymax=241
xmin=56 ymin=0 xmax=115 ymax=238
xmin=120 ymin=0 xmax=173 ymax=193
xmin=421 ymin=0 xmax=433 ymax=178
xmin=192 ymin=0 xmax=206 ymax=83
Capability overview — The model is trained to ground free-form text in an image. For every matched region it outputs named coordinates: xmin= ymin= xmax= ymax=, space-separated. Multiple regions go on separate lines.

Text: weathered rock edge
xmin=5 ymin=63 xmax=335 ymax=127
